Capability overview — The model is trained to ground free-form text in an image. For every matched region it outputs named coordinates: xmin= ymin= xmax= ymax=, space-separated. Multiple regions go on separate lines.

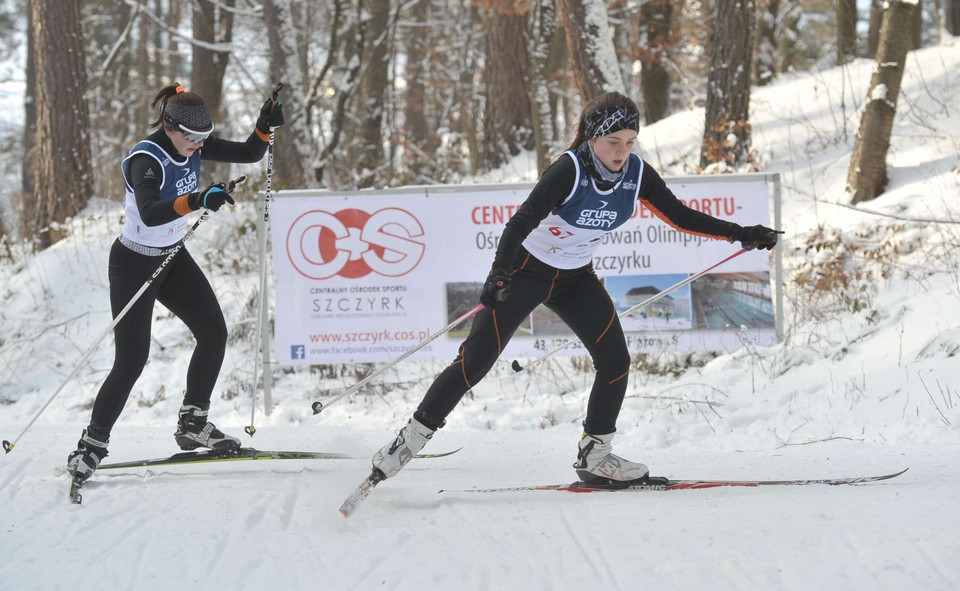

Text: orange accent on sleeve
xmin=493 ymin=310 xmax=502 ymax=354
xmin=640 ymin=197 xmax=732 ymax=241
xmin=255 ymin=127 xmax=271 ymax=142
xmin=173 ymin=195 xmax=195 ymax=216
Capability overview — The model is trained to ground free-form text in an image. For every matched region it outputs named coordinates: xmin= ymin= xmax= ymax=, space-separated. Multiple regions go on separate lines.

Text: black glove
xmin=256 ymin=98 xmax=285 ymax=133
xmin=188 ymin=182 xmax=235 ymax=212
xmin=480 ymin=267 xmax=513 ymax=308
xmin=736 ymin=224 xmax=780 ymax=251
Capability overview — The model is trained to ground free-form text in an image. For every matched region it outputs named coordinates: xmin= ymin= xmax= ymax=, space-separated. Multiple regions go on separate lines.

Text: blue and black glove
xmin=188 ymin=182 xmax=235 ymax=212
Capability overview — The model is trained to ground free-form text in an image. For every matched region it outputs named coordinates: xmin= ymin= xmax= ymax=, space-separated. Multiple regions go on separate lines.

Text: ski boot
xmin=174 ymin=404 xmax=241 ymax=451
xmin=66 ymin=428 xmax=110 ymax=482
xmin=574 ymin=431 xmax=649 ymax=485
xmin=372 ymin=416 xmax=435 ymax=479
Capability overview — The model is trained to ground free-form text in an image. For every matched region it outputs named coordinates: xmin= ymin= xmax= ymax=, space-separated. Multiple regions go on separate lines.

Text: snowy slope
xmin=2 ymin=42 xmax=960 ymax=590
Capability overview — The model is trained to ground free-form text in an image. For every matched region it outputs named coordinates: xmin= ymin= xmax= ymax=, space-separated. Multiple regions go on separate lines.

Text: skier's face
xmin=589 ymin=129 xmax=637 ymax=172
xmin=167 ymin=128 xmax=205 ymax=158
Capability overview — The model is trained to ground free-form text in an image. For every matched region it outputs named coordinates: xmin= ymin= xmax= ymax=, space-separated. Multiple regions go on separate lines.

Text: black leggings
xmin=89 ymin=239 xmax=227 ymax=435
xmin=417 ymin=249 xmax=631 ymax=435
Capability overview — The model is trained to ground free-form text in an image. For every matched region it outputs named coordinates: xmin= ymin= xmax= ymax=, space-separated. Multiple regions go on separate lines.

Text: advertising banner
xmin=270 ymin=178 xmax=777 ymax=365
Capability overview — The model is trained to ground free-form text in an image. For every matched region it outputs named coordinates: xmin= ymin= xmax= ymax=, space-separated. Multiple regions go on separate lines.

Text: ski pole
xmin=2 ymin=176 xmax=246 ymax=454
xmin=311 ymin=303 xmax=486 ymax=415
xmin=511 ymin=248 xmax=748 ymax=374
xmin=247 ymin=82 xmax=283 ymax=437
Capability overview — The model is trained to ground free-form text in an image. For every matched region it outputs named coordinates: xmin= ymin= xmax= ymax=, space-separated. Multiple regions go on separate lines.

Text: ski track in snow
xmin=2 ymin=428 xmax=960 ymax=590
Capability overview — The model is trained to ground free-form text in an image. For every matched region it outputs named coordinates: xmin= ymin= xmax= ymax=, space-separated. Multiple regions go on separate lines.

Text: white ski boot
xmin=574 ymin=432 xmax=648 ymax=484
xmin=66 ymin=428 xmax=109 ymax=482
xmin=174 ymin=404 xmax=241 ymax=451
xmin=372 ymin=417 xmax=434 ymax=478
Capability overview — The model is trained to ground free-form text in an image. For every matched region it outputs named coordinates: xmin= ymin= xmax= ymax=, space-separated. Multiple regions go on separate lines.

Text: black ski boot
xmin=174 ymin=404 xmax=241 ymax=451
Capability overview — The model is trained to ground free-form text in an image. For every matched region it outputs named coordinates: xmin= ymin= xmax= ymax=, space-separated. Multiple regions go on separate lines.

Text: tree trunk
xmin=846 ymin=0 xmax=918 ymax=204
xmin=263 ymin=0 xmax=314 ymax=188
xmin=191 ymin=0 xmax=234 ymax=121
xmin=19 ymin=0 xmax=37 ymax=239
xmin=402 ymin=0 xmax=433 ymax=180
xmin=911 ymin=0 xmax=923 ymax=49
xmin=169 ymin=0 xmax=181 ymax=80
xmin=778 ymin=1 xmax=802 ymax=72
xmin=639 ymin=0 xmax=672 ymax=123
xmin=530 ymin=0 xmax=557 ymax=174
xmin=480 ymin=8 xmax=533 ymax=171
xmin=948 ymin=0 xmax=960 ymax=35
xmin=837 ymin=0 xmax=857 ymax=64
xmin=867 ymin=0 xmax=883 ymax=57
xmin=699 ymin=0 xmax=755 ymax=170
xmin=557 ymin=0 xmax=625 ymax=102
xmin=353 ymin=0 xmax=391 ymax=188
xmin=754 ymin=0 xmax=778 ymax=86
xmin=30 ymin=0 xmax=92 ymax=248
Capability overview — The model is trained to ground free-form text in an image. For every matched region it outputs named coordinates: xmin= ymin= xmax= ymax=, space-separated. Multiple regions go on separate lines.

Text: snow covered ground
xmin=2 ymin=42 xmax=960 ymax=590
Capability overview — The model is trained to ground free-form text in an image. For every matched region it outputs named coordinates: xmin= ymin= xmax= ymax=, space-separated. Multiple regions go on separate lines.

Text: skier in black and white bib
xmin=371 ymin=92 xmax=778 ymax=485
xmin=66 ymin=83 xmax=284 ymax=483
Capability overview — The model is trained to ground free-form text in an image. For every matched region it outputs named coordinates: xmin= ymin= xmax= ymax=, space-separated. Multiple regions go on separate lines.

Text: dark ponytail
xmin=149 ymin=82 xmax=208 ymax=129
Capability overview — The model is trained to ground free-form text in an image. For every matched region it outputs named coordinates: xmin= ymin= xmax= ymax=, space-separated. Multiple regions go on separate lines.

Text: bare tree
xmin=867 ymin=0 xmax=883 ymax=57
xmin=191 ymin=0 xmax=234 ymax=121
xmin=837 ymin=0 xmax=856 ymax=64
xmin=529 ymin=0 xmax=557 ymax=173
xmin=263 ymin=0 xmax=315 ymax=188
xmin=699 ymin=0 xmax=755 ymax=170
xmin=19 ymin=0 xmax=37 ymax=239
xmin=28 ymin=0 xmax=92 ymax=248
xmin=557 ymin=0 xmax=625 ymax=101
xmin=754 ymin=0 xmax=778 ymax=86
xmin=949 ymin=0 xmax=960 ymax=35
xmin=778 ymin=0 xmax=802 ymax=72
xmin=639 ymin=0 xmax=673 ymax=123
xmin=479 ymin=3 xmax=534 ymax=171
xmin=350 ymin=0 xmax=392 ymax=188
xmin=846 ymin=0 xmax=918 ymax=204
xmin=401 ymin=0 xmax=434 ymax=180
xmin=910 ymin=0 xmax=923 ymax=49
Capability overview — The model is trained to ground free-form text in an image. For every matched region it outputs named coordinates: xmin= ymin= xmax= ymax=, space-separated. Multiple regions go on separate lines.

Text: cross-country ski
xmin=439 ymin=469 xmax=909 ymax=494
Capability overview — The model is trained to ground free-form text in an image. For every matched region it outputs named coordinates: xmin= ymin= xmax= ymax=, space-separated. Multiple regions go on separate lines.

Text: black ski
xmin=439 ymin=468 xmax=908 ymax=494
xmin=98 ymin=446 xmax=461 ymax=470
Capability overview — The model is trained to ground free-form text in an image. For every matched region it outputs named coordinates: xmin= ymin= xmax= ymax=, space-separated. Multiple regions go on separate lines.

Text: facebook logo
xmin=291 ymin=345 xmax=305 ymax=360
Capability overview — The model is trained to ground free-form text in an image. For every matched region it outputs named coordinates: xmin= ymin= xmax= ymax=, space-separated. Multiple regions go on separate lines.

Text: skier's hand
xmin=256 ymin=98 xmax=284 ymax=133
xmin=480 ymin=267 xmax=513 ymax=308
xmin=737 ymin=224 xmax=781 ymax=251
xmin=188 ymin=182 xmax=235 ymax=212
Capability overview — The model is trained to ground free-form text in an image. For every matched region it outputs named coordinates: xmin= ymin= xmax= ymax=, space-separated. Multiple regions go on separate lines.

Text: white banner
xmin=270 ymin=178 xmax=776 ymax=365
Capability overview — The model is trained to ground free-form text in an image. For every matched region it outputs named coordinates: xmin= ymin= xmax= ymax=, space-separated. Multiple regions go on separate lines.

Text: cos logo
xmin=286 ymin=208 xmax=426 ymax=279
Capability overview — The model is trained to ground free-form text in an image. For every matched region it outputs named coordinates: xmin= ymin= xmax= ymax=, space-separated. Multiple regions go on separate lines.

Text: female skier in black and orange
xmin=370 ymin=92 xmax=778 ymax=485
xmin=66 ymin=83 xmax=284 ymax=482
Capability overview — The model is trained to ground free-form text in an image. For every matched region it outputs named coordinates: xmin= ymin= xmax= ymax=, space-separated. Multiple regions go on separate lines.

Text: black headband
xmin=163 ymin=103 xmax=213 ymax=133
xmin=584 ymin=106 xmax=640 ymax=139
